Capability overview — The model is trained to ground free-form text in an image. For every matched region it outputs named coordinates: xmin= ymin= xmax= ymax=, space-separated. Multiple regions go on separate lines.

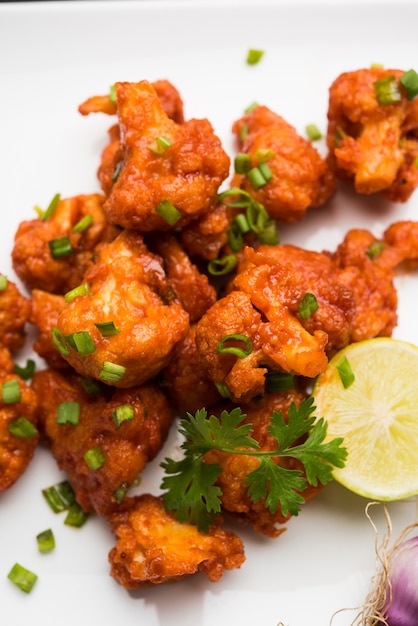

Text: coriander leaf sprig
xmin=160 ymin=398 xmax=347 ymax=533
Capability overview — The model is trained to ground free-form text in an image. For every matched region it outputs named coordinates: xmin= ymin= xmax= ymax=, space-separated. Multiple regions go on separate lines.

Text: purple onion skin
xmin=384 ymin=536 xmax=418 ymax=626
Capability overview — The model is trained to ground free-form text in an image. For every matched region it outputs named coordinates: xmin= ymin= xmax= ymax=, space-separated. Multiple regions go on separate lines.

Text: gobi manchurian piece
xmin=12 ymin=193 xmax=118 ymax=294
xmin=108 ymin=493 xmax=245 ymax=587
xmin=32 ymin=369 xmax=173 ymax=517
xmin=0 ymin=276 xmax=31 ymax=352
xmin=101 ymin=80 xmax=230 ymax=231
xmin=55 ymin=229 xmax=189 ymax=388
xmin=327 ymin=67 xmax=418 ymax=201
xmin=0 ymin=375 xmax=39 ymax=492
xmin=29 ymin=290 xmax=70 ymax=371
xmin=232 ymin=105 xmax=335 ymax=223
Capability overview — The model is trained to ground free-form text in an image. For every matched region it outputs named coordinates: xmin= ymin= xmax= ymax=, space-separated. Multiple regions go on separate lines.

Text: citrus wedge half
xmin=312 ymin=337 xmax=418 ymax=501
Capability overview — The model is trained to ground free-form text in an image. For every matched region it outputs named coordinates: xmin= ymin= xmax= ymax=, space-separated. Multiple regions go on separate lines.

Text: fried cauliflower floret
xmin=231 ymin=105 xmax=335 ymax=223
xmin=161 ymin=325 xmax=221 ymax=414
xmin=29 ymin=290 xmax=70 ymax=371
xmin=180 ymin=203 xmax=231 ymax=261
xmin=327 ymin=67 xmax=418 ymax=201
xmin=0 ymin=277 xmax=31 ymax=352
xmin=32 ymin=369 xmax=173 ymax=516
xmin=147 ymin=233 xmax=217 ymax=322
xmin=383 ymin=220 xmax=418 ymax=263
xmin=102 ymin=80 xmax=230 ymax=231
xmin=0 ymin=375 xmax=39 ymax=492
xmin=204 ymin=391 xmax=322 ymax=537
xmin=12 ymin=193 xmax=119 ymax=294
xmin=107 ymin=493 xmax=245 ymax=587
xmin=0 ymin=347 xmax=14 ymax=378
xmin=55 ymin=229 xmax=189 ymax=388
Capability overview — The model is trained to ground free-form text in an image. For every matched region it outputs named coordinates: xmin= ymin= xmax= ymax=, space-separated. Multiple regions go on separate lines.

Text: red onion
xmin=383 ymin=535 xmax=418 ymax=626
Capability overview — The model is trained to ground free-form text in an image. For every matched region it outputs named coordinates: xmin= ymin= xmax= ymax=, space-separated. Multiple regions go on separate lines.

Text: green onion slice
xmin=56 ymin=401 xmax=80 ymax=426
xmin=100 ymin=361 xmax=126 ymax=383
xmin=214 ymin=381 xmax=233 ymax=399
xmin=84 ymin=446 xmax=105 ymax=470
xmin=400 ymin=69 xmax=418 ymax=100
xmin=40 ymin=193 xmax=61 ymax=221
xmin=66 ymin=331 xmax=96 ymax=356
xmin=247 ymin=163 xmax=273 ymax=190
xmin=94 ymin=321 xmax=121 ymax=337
xmin=51 ymin=327 xmax=71 ymax=357
xmin=239 ymin=123 xmax=249 ymax=142
xmin=258 ymin=218 xmax=279 ymax=245
xmin=247 ymin=49 xmax=264 ymax=65
xmin=149 ymin=136 xmax=172 ymax=155
xmin=305 ymin=124 xmax=322 ymax=141
xmin=80 ymin=379 xmax=104 ymax=397
xmin=2 ymin=379 xmax=21 ymax=404
xmin=13 ymin=359 xmax=36 ymax=381
xmin=8 ymin=563 xmax=38 ymax=593
xmin=109 ymin=84 xmax=117 ymax=104
xmin=64 ymin=502 xmax=89 ymax=528
xmin=207 ymin=255 xmax=238 ymax=276
xmin=36 ymin=529 xmax=55 ymax=553
xmin=48 ymin=236 xmax=73 ymax=259
xmin=155 ymin=199 xmax=182 ymax=226
xmin=254 ymin=148 xmax=274 ymax=163
xmin=234 ymin=153 xmax=252 ymax=174
xmin=298 ymin=293 xmax=319 ymax=320
xmin=217 ymin=333 xmax=252 ymax=358
xmin=113 ymin=482 xmax=129 ymax=503
xmin=73 ymin=214 xmax=93 ymax=234
xmin=366 ymin=240 xmax=386 ymax=260
xmin=64 ymin=282 xmax=91 ymax=304
xmin=244 ymin=101 xmax=259 ymax=114
xmin=336 ymin=356 xmax=355 ymax=389
xmin=228 ymin=221 xmax=244 ymax=253
xmin=42 ymin=480 xmax=76 ymax=513
xmin=373 ymin=75 xmax=401 ymax=105
xmin=8 ymin=417 xmax=38 ymax=438
xmin=112 ymin=159 xmax=124 ymax=183
xmin=265 ymin=372 xmax=295 ymax=393
xmin=0 ymin=275 xmax=7 ymax=291
xmin=112 ymin=405 xmax=135 ymax=428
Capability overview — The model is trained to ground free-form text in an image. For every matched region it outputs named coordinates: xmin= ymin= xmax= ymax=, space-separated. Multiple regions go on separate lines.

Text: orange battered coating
xmin=327 ymin=67 xmax=418 ymax=201
xmin=161 ymin=324 xmax=221 ymax=414
xmin=180 ymin=203 xmax=231 ymax=261
xmin=0 ymin=277 xmax=31 ymax=351
xmin=0 ymin=347 xmax=14 ymax=378
xmin=55 ymin=229 xmax=189 ymax=388
xmin=0 ymin=375 xmax=39 ymax=492
xmin=107 ymin=493 xmax=245 ymax=587
xmin=147 ymin=233 xmax=217 ymax=322
xmin=383 ymin=220 xmax=418 ymax=264
xmin=232 ymin=105 xmax=335 ymax=223
xmin=204 ymin=391 xmax=322 ymax=537
xmin=12 ymin=193 xmax=119 ymax=294
xmin=102 ymin=80 xmax=230 ymax=231
xmin=32 ymin=369 xmax=174 ymax=516
xmin=29 ymin=290 xmax=70 ymax=371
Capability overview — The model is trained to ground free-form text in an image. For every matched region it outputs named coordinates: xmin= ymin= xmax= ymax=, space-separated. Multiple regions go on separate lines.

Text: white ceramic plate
xmin=1 ymin=2 xmax=418 ymax=625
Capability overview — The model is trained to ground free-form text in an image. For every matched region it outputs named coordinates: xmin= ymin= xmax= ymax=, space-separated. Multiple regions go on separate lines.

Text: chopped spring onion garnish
xmin=258 ymin=218 xmax=279 ymax=245
xmin=244 ymin=101 xmax=259 ymax=114
xmin=42 ymin=480 xmax=76 ymax=513
xmin=214 ymin=381 xmax=233 ymax=399
xmin=80 ymin=379 xmax=103 ymax=397
xmin=155 ymin=199 xmax=182 ymax=226
xmin=234 ymin=213 xmax=251 ymax=234
xmin=254 ymin=148 xmax=274 ymax=163
xmin=2 ymin=379 xmax=21 ymax=404
xmin=99 ymin=361 xmax=126 ymax=383
xmin=366 ymin=240 xmax=386 ymax=259
xmin=109 ymin=84 xmax=117 ymax=103
xmin=239 ymin=123 xmax=249 ymax=142
xmin=13 ymin=359 xmax=36 ymax=380
xmin=8 ymin=417 xmax=38 ymax=438
xmin=64 ymin=282 xmax=91 ymax=304
xmin=298 ymin=293 xmax=319 ymax=320
xmin=234 ymin=153 xmax=252 ymax=174
xmin=0 ymin=274 xmax=7 ymax=291
xmin=228 ymin=221 xmax=245 ymax=252
xmin=94 ymin=321 xmax=121 ymax=337
xmin=56 ymin=401 xmax=80 ymax=426
xmin=36 ymin=529 xmax=55 ymax=553
xmin=246 ymin=49 xmax=264 ymax=65
xmin=336 ymin=355 xmax=355 ymax=389
xmin=84 ymin=446 xmax=105 ymax=470
xmin=149 ymin=136 xmax=172 ymax=155
xmin=73 ymin=213 xmax=93 ymax=234
xmin=305 ymin=124 xmax=322 ymax=141
xmin=207 ymin=255 xmax=238 ymax=275
xmin=48 ymin=236 xmax=73 ymax=259
xmin=112 ymin=404 xmax=135 ymax=427
xmin=66 ymin=331 xmax=96 ymax=356
xmin=112 ymin=159 xmax=124 ymax=183
xmin=217 ymin=333 xmax=252 ymax=358
xmin=39 ymin=193 xmax=61 ymax=221
xmin=113 ymin=482 xmax=129 ymax=503
xmin=7 ymin=563 xmax=38 ymax=593
xmin=64 ymin=502 xmax=89 ymax=528
xmin=373 ymin=75 xmax=402 ymax=105
xmin=247 ymin=163 xmax=273 ymax=189
xmin=218 ymin=187 xmax=279 ymax=245
xmin=51 ymin=327 xmax=71 ymax=357
xmin=265 ymin=372 xmax=295 ymax=393
xmin=400 ymin=68 xmax=418 ymax=100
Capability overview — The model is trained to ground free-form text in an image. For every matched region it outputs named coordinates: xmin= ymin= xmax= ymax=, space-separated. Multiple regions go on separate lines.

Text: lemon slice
xmin=312 ymin=337 xmax=418 ymax=501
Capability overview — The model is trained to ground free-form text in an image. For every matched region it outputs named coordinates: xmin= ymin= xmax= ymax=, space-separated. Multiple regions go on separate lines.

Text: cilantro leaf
xmin=268 ymin=397 xmax=316 ymax=451
xmin=246 ymin=457 xmax=306 ymax=516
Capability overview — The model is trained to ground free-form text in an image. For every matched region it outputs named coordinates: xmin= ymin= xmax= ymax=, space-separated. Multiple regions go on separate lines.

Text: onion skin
xmin=384 ymin=536 xmax=418 ymax=626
